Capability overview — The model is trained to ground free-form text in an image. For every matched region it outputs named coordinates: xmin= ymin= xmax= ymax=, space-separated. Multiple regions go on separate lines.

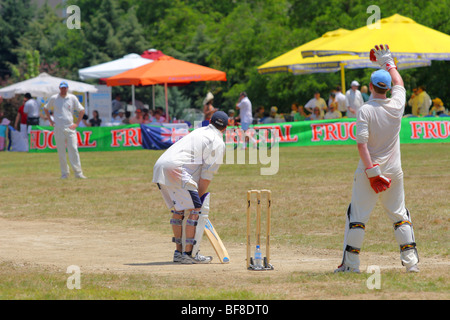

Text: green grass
xmin=0 ymin=143 xmax=449 ymax=299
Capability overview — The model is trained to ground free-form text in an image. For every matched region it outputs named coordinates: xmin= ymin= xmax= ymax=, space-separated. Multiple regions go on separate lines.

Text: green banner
xmin=29 ymin=118 xmax=450 ymax=153
xmin=29 ymin=124 xmax=142 ymax=153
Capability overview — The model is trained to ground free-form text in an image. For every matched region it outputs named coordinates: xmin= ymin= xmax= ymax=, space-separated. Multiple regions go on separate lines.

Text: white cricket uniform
xmin=153 ymin=124 xmax=225 ymax=211
xmin=44 ymin=93 xmax=85 ymax=177
xmin=342 ymin=85 xmax=418 ymax=269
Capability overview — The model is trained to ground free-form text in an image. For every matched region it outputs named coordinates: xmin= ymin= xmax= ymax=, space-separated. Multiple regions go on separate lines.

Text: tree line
xmin=0 ymin=0 xmax=449 ymax=120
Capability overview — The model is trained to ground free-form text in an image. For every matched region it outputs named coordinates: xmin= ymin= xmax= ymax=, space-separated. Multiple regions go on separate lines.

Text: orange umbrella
xmin=106 ymin=55 xmax=227 ymax=121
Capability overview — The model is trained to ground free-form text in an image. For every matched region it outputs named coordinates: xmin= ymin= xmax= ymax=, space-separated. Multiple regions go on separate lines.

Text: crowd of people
xmin=226 ymin=82 xmax=448 ymax=128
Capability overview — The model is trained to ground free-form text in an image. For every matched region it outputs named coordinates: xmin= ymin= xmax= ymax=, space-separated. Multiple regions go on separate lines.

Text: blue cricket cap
xmin=371 ymin=70 xmax=391 ymax=89
xmin=59 ymin=81 xmax=69 ymax=88
xmin=211 ymin=111 xmax=228 ymax=130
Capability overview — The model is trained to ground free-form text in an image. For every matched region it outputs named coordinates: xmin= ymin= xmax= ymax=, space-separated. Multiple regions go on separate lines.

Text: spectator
xmin=236 ymin=92 xmax=253 ymax=131
xmin=112 ymin=94 xmax=122 ymax=114
xmin=310 ymin=106 xmax=324 ymax=120
xmin=113 ymin=109 xmax=125 ymax=123
xmin=430 ymin=98 xmax=445 ymax=116
xmin=325 ymin=104 xmax=342 ymax=119
xmin=23 ymin=93 xmax=40 ymax=126
xmin=150 ymin=109 xmax=166 ymax=125
xmin=122 ymin=111 xmax=131 ymax=124
xmin=360 ymin=85 xmax=370 ymax=102
xmin=335 ymin=86 xmax=347 ymax=117
xmin=262 ymin=106 xmax=285 ymax=124
xmin=142 ymin=112 xmax=151 ymax=124
xmin=253 ymin=106 xmax=266 ymax=124
xmin=328 ymin=92 xmax=339 ymax=111
xmin=0 ymin=118 xmax=10 ymax=151
xmin=40 ymin=110 xmax=54 ymax=126
xmin=294 ymin=105 xmax=309 ymax=121
xmin=345 ymin=80 xmax=364 ymax=118
xmin=89 ymin=110 xmax=102 ymax=127
xmin=416 ymin=85 xmax=432 ymax=116
xmin=408 ymin=88 xmax=419 ymax=116
xmin=305 ymin=92 xmax=327 ymax=114
xmin=228 ymin=109 xmax=236 ymax=126
xmin=14 ymin=100 xmax=28 ymax=133
xmin=203 ymin=92 xmax=217 ymax=121
xmin=129 ymin=109 xmax=144 ymax=124
xmin=78 ymin=114 xmax=89 ymax=128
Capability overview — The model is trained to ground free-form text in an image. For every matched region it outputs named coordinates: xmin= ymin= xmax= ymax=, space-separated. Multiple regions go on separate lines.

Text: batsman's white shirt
xmin=153 ymin=124 xmax=225 ymax=190
xmin=356 ymin=85 xmax=406 ymax=175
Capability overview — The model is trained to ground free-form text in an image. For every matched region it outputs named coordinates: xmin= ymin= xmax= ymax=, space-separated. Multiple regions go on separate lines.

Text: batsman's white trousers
xmin=342 ymin=169 xmax=418 ymax=269
xmin=54 ymin=127 xmax=83 ymax=177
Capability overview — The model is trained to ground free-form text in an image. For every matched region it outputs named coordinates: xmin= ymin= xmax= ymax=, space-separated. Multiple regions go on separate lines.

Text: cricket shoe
xmin=406 ymin=264 xmax=420 ymax=273
xmin=75 ymin=174 xmax=87 ymax=179
xmin=181 ymin=252 xmax=213 ymax=264
xmin=173 ymin=250 xmax=182 ymax=263
xmin=334 ymin=264 xmax=360 ymax=273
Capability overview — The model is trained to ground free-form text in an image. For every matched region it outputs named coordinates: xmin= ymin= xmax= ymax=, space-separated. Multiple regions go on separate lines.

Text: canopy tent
xmin=258 ymin=27 xmax=431 ymax=92
xmin=78 ymin=53 xmax=153 ymax=80
xmin=106 ymin=55 xmax=227 ymax=121
xmin=301 ymin=14 xmax=450 ymax=61
xmin=78 ymin=53 xmax=155 ymax=109
xmin=0 ymin=72 xmax=98 ymax=99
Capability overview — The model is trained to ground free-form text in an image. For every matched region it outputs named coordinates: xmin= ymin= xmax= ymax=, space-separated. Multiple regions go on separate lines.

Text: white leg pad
xmin=191 ymin=193 xmax=211 ymax=256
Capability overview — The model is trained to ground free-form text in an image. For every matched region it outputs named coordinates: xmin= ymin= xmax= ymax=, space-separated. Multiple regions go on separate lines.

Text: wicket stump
xmin=246 ymin=189 xmax=274 ymax=270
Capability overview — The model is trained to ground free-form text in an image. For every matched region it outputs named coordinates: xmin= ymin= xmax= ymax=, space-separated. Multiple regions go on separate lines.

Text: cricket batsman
xmin=152 ymin=111 xmax=228 ymax=264
xmin=335 ymin=45 xmax=419 ymax=273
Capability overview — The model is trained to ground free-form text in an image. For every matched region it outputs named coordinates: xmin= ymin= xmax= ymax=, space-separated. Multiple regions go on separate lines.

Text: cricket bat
xmin=204 ymin=218 xmax=230 ymax=263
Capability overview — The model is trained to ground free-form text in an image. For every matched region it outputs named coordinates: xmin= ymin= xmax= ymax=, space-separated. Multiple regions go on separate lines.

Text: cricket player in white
xmin=44 ymin=81 xmax=86 ymax=179
xmin=335 ymin=45 xmax=419 ymax=273
xmin=153 ymin=111 xmax=227 ymax=264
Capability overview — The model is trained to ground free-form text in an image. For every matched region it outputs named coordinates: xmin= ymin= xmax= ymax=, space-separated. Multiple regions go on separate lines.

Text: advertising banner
xmin=29 ymin=118 xmax=450 ymax=153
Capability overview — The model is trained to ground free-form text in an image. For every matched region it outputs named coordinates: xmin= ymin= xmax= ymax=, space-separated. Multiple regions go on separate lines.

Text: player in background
xmin=335 ymin=45 xmax=419 ymax=273
xmin=152 ymin=111 xmax=227 ymax=264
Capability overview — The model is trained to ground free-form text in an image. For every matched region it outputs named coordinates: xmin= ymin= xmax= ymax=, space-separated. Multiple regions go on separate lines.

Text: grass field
xmin=0 ymin=143 xmax=449 ymax=300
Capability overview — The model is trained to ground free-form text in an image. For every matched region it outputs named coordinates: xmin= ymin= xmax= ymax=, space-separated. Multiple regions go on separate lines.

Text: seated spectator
xmin=294 ymin=105 xmax=309 ymax=121
xmin=309 ymin=106 xmax=324 ymax=120
xmin=150 ymin=109 xmax=166 ymax=125
xmin=142 ymin=112 xmax=151 ymax=124
xmin=89 ymin=110 xmax=102 ymax=127
xmin=129 ymin=109 xmax=144 ymax=124
xmin=113 ymin=109 xmax=125 ymax=123
xmin=253 ymin=106 xmax=266 ymax=124
xmin=325 ymin=104 xmax=342 ymax=119
xmin=122 ymin=111 xmax=131 ymax=124
xmin=430 ymin=98 xmax=445 ymax=116
xmin=262 ymin=106 xmax=285 ymax=124
xmin=305 ymin=92 xmax=327 ymax=114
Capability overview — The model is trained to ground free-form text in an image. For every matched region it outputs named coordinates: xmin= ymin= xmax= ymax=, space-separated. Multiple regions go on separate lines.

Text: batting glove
xmin=365 ymin=164 xmax=392 ymax=194
xmin=369 ymin=44 xmax=397 ymax=71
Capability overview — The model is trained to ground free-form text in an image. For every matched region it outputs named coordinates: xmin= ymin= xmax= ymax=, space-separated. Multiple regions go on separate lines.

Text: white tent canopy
xmin=0 ymin=72 xmax=98 ymax=99
xmin=78 ymin=53 xmax=154 ymax=109
xmin=78 ymin=53 xmax=153 ymax=80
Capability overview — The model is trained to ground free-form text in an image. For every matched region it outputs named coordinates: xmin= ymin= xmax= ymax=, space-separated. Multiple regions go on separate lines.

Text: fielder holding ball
xmin=335 ymin=45 xmax=419 ymax=273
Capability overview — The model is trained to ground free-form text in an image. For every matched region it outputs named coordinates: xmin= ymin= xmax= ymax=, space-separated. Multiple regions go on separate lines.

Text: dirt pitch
xmin=1 ymin=217 xmax=447 ymax=282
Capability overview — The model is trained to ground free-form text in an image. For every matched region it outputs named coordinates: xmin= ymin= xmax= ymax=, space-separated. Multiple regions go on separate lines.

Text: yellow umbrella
xmin=257 ymin=28 xmax=430 ymax=92
xmin=301 ymin=14 xmax=450 ymax=61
